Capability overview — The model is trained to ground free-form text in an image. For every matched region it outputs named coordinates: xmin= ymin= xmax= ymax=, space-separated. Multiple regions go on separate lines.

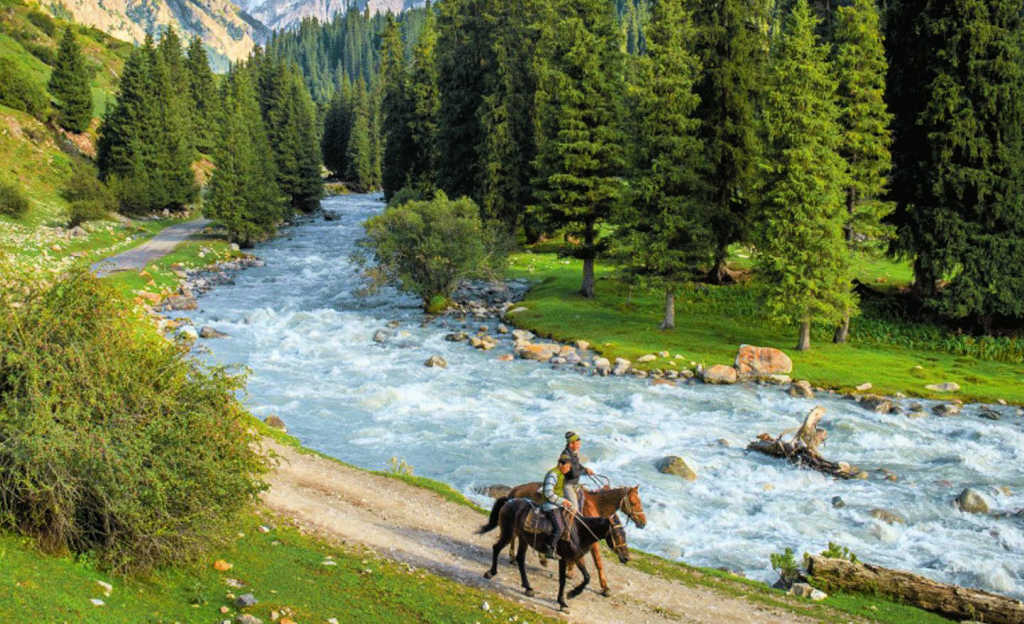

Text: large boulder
xmin=612 ymin=358 xmax=631 ymax=376
xmin=516 ymin=343 xmax=559 ymax=362
xmin=424 ymin=355 xmax=447 ymax=368
xmin=656 ymin=456 xmax=697 ymax=481
xmin=933 ymin=402 xmax=962 ymax=417
xmin=734 ymin=345 xmax=792 ymax=378
xmin=858 ymin=395 xmax=895 ymax=414
xmin=199 ymin=326 xmax=228 ymax=339
xmin=702 ymin=364 xmax=738 ymax=385
xmin=870 ymin=508 xmax=905 ymax=525
xmin=955 ymin=488 xmax=989 ymax=514
xmin=593 ymin=357 xmax=611 ymax=375
xmin=788 ymin=380 xmax=814 ymax=399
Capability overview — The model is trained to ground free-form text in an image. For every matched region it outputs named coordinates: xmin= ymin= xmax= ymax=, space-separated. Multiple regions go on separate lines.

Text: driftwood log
xmin=807 ymin=555 xmax=1024 ymax=624
xmin=747 ymin=406 xmax=863 ymax=479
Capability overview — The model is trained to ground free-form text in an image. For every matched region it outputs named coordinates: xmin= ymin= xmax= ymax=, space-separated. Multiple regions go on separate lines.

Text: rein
xmin=608 ymin=514 xmax=627 ymax=553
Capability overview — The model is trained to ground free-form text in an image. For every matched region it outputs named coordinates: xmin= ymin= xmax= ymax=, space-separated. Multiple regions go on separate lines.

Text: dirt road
xmin=262 ymin=440 xmax=823 ymax=623
xmin=91 ymin=219 xmax=211 ymax=277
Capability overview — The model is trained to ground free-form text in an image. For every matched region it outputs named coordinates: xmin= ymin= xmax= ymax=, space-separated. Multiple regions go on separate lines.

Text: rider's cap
xmin=565 ymin=431 xmax=580 ymax=442
xmin=558 ymin=452 xmax=572 ymax=464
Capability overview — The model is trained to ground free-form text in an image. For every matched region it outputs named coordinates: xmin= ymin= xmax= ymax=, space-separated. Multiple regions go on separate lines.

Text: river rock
xmin=979 ymin=407 xmax=1001 ymax=420
xmin=199 ymin=326 xmax=228 ymax=339
xmin=925 ymin=382 xmax=960 ymax=392
xmin=574 ymin=339 xmax=590 ymax=351
xmin=558 ymin=345 xmax=577 ymax=357
xmin=702 ymin=364 xmax=738 ymax=385
xmin=470 ymin=336 xmax=497 ymax=350
xmin=788 ymin=583 xmax=827 ymax=601
xmin=593 ymin=357 xmax=611 ymax=375
xmin=955 ymin=488 xmax=989 ymax=514
xmin=870 ymin=508 xmax=904 ymax=524
xmin=637 ymin=354 xmax=657 ymax=363
xmin=512 ymin=329 xmax=534 ymax=342
xmin=372 ymin=329 xmax=390 ymax=343
xmin=858 ymin=395 xmax=895 ymax=414
xmin=424 ymin=355 xmax=447 ymax=368
xmin=497 ymin=353 xmax=513 ymax=362
xmin=497 ymin=324 xmax=509 ymax=334
xmin=263 ymin=415 xmax=287 ymax=431
xmin=656 ymin=456 xmax=697 ymax=481
xmin=612 ymin=358 xmax=631 ymax=376
xmin=516 ymin=343 xmax=559 ymax=362
xmin=763 ymin=374 xmax=791 ymax=385
xmin=831 ymin=496 xmax=845 ymax=509
xmin=444 ymin=332 xmax=468 ymax=342
xmin=163 ymin=294 xmax=197 ymax=311
xmin=734 ymin=345 xmax=792 ymax=377
xmin=933 ymin=402 xmax=962 ymax=417
xmin=177 ymin=325 xmax=198 ymax=342
xmin=789 ymin=380 xmax=814 ymax=399
xmin=855 ymin=382 xmax=872 ymax=392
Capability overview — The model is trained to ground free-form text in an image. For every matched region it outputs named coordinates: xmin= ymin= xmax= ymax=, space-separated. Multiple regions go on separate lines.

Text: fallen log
xmin=807 ymin=555 xmax=1024 ymax=624
xmin=747 ymin=406 xmax=863 ymax=479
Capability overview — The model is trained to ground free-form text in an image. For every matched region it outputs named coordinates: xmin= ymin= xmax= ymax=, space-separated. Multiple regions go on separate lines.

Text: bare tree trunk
xmin=796 ymin=320 xmax=811 ymax=351
xmin=807 ymin=556 xmax=1024 ymax=624
xmin=660 ymin=290 xmax=675 ymax=329
xmin=833 ymin=314 xmax=850 ymax=344
xmin=580 ymin=220 xmax=595 ymax=298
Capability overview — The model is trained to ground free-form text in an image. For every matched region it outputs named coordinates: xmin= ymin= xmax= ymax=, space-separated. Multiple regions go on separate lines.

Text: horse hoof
xmin=483 ymin=571 xmax=494 ymax=579
xmin=559 ymin=605 xmax=570 ymax=614
xmin=524 ymin=589 xmax=535 ymax=597
xmin=601 ymin=587 xmax=611 ymax=597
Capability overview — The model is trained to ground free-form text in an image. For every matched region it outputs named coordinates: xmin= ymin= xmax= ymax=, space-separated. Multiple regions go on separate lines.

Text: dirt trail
xmin=91 ymin=218 xmax=211 ymax=277
xmin=262 ymin=440 xmax=822 ymax=623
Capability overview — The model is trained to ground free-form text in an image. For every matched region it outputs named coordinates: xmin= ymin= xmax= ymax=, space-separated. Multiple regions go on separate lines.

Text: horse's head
xmin=619 ymin=485 xmax=647 ymax=529
xmin=606 ymin=513 xmax=630 ymax=564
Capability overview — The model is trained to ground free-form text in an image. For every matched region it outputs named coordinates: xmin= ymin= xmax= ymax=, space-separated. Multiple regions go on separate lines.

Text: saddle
xmin=523 ymin=506 xmax=572 ymax=542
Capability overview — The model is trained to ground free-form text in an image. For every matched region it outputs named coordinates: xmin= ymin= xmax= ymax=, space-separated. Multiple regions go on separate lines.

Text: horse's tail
xmin=477 ymin=496 xmax=509 ymax=534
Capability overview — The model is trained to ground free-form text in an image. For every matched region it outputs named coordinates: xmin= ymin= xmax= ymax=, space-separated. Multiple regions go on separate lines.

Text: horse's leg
xmin=557 ymin=557 xmax=569 ymax=612
xmin=591 ymin=542 xmax=610 ymax=596
xmin=515 ymin=539 xmax=534 ymax=597
xmin=508 ymin=533 xmax=516 ymax=564
xmin=485 ymin=525 xmax=513 ymax=579
xmin=567 ymin=557 xmax=591 ymax=599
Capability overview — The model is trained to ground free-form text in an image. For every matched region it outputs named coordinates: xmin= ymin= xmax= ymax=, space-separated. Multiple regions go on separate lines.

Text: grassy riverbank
xmin=507 ymin=252 xmax=1024 ymax=405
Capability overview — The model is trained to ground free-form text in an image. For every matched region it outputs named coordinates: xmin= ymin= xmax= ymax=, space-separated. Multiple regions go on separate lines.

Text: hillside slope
xmin=242 ymin=0 xmax=418 ymax=33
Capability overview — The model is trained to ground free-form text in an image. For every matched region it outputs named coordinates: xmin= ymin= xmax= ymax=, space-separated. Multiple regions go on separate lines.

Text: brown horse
xmin=478 ymin=497 xmax=629 ymax=612
xmin=482 ymin=483 xmax=646 ymax=595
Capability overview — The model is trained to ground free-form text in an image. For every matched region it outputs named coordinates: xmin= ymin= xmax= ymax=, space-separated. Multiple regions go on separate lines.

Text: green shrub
xmin=26 ymin=42 xmax=55 ymax=65
xmin=62 ymin=163 xmax=114 ymax=205
xmin=360 ymin=192 xmax=507 ymax=307
xmin=0 ymin=182 xmax=30 ymax=217
xmin=67 ymin=200 xmax=110 ymax=227
xmin=820 ymin=542 xmax=859 ymax=563
xmin=0 ymin=269 xmax=269 ymax=574
xmin=387 ymin=184 xmax=429 ymax=208
xmin=27 ymin=10 xmax=56 ymax=36
xmin=0 ymin=57 xmax=49 ymax=120
xmin=770 ymin=547 xmax=802 ymax=587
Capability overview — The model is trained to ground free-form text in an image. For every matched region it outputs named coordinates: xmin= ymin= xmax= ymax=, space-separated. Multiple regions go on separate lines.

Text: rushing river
xmin=182 ymin=193 xmax=1024 ymax=598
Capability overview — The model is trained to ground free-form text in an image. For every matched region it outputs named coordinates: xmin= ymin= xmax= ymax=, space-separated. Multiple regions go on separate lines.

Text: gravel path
xmin=263 ymin=439 xmax=828 ymax=623
xmin=91 ymin=218 xmax=211 ymax=277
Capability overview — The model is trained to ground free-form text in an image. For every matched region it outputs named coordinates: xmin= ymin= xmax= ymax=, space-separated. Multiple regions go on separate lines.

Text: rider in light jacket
xmin=540 ymin=454 xmax=574 ymax=556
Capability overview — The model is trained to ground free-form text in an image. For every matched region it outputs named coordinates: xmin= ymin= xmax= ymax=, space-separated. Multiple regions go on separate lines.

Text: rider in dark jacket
xmin=562 ymin=431 xmax=593 ymax=510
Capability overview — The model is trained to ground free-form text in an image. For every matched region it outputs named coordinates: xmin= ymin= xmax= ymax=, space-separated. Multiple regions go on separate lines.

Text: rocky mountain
xmin=239 ymin=0 xmax=419 ymax=32
xmin=49 ymin=0 xmax=271 ymax=70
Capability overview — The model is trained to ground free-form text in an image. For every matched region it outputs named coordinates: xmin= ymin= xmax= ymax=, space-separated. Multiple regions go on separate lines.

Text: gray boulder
xmin=372 ymin=329 xmax=391 ymax=343
xmin=656 ymin=456 xmax=697 ymax=481
xmin=955 ymin=488 xmax=989 ymax=514
xmin=424 ymin=355 xmax=447 ymax=368
xmin=933 ymin=403 xmax=962 ymax=417
xmin=788 ymin=380 xmax=814 ymax=399
xmin=199 ymin=326 xmax=228 ymax=339
xmin=858 ymin=395 xmax=895 ymax=414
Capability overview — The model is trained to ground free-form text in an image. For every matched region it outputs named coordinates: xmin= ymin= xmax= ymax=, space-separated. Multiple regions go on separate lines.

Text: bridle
xmin=617 ymin=489 xmax=644 ymax=527
xmin=608 ymin=514 xmax=628 ymax=557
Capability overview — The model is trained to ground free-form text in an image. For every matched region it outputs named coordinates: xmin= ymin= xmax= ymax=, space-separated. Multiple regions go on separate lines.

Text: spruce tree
xmin=887 ymin=1 xmax=1024 ymax=328
xmin=206 ymin=67 xmax=286 ymax=246
xmin=755 ymin=0 xmax=851 ymax=351
xmin=146 ymin=37 xmax=197 ymax=210
xmin=532 ymin=0 xmax=627 ymax=298
xmin=185 ymin=37 xmax=218 ymax=155
xmin=830 ymin=0 xmax=892 ymax=342
xmin=49 ymin=28 xmax=92 ymax=133
xmin=406 ymin=11 xmax=439 ymax=189
xmin=321 ymin=77 xmax=353 ymax=177
xmin=345 ymin=80 xmax=373 ymax=190
xmin=620 ymin=0 xmax=708 ymax=329
xmin=688 ymin=0 xmax=770 ymax=283
xmin=380 ymin=16 xmax=414 ymax=197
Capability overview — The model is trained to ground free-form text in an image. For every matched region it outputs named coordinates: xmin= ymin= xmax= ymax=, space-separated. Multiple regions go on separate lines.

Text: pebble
xmin=90 ymin=598 xmax=105 ymax=607
xmin=234 ymin=593 xmax=257 ymax=608
xmin=481 ymin=601 xmax=490 ymax=612
xmin=95 ymin=580 xmax=112 ymax=596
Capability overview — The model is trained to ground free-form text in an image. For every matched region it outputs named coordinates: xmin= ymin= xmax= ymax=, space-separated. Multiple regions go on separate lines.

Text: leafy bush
xmin=0 ymin=269 xmax=269 ymax=574
xmin=66 ymin=200 xmax=110 ymax=227
xmin=387 ymin=184 xmax=429 ymax=208
xmin=63 ymin=163 xmax=114 ymax=204
xmin=360 ymin=192 xmax=507 ymax=306
xmin=820 ymin=542 xmax=859 ymax=563
xmin=27 ymin=10 xmax=56 ymax=36
xmin=26 ymin=42 xmax=55 ymax=65
xmin=0 ymin=182 xmax=30 ymax=217
xmin=0 ymin=57 xmax=49 ymax=120
xmin=770 ymin=547 xmax=802 ymax=588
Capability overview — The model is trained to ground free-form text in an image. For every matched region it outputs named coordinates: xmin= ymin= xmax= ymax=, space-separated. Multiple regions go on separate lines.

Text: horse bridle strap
xmin=609 ymin=515 xmax=626 ymax=552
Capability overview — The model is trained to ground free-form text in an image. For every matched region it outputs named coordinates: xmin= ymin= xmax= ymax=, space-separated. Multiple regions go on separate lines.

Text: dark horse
xmin=485 ymin=483 xmax=646 ymax=595
xmin=478 ymin=497 xmax=629 ymax=612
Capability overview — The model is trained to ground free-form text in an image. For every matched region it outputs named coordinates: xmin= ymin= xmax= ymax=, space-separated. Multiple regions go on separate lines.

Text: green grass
xmin=507 ymin=252 xmax=1024 ymax=404
xmin=102 ymin=232 xmax=244 ymax=299
xmin=0 ymin=511 xmax=556 ymax=624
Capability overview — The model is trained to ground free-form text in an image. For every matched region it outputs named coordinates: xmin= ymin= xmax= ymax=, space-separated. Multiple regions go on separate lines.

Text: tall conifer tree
xmin=756 ymin=0 xmax=851 ymax=351
xmin=380 ymin=16 xmax=414 ymax=197
xmin=49 ymin=28 xmax=92 ymax=132
xmin=688 ymin=0 xmax=770 ymax=283
xmin=619 ymin=0 xmax=708 ymax=329
xmin=407 ymin=11 xmax=439 ymax=189
xmin=830 ymin=0 xmax=892 ymax=342
xmin=532 ymin=0 xmax=626 ymax=298
xmin=345 ymin=79 xmax=374 ymax=190
xmin=887 ymin=0 xmax=1024 ymax=327
xmin=185 ymin=37 xmax=218 ymax=154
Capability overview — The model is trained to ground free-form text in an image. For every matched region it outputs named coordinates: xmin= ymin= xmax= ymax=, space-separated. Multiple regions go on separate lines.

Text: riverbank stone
xmin=637 ymin=354 xmax=656 ymax=363
xmin=200 ymin=326 xmax=228 ymax=339
xmin=702 ymin=365 xmax=738 ymax=385
xmin=263 ymin=415 xmax=287 ymax=431
xmin=789 ymin=380 xmax=814 ymax=399
xmin=612 ymin=358 xmax=631 ymax=376
xmin=734 ymin=345 xmax=792 ymax=377
xmin=933 ymin=403 xmax=962 ymax=417
xmin=858 ymin=395 xmax=895 ymax=414
xmin=926 ymin=382 xmax=961 ymax=392
xmin=444 ymin=332 xmax=468 ymax=342
xmin=656 ymin=456 xmax=697 ymax=481
xmin=516 ymin=343 xmax=559 ymax=362
xmin=955 ymin=488 xmax=989 ymax=514
xmin=870 ymin=508 xmax=904 ymax=524
xmin=593 ymin=357 xmax=611 ymax=375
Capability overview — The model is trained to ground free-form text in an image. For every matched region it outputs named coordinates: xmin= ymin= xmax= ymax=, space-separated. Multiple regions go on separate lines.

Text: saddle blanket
xmin=523 ymin=506 xmax=572 ymax=542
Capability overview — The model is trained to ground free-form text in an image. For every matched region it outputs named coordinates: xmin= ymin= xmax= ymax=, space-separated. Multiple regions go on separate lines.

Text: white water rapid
xmin=182 ymin=194 xmax=1024 ymax=598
